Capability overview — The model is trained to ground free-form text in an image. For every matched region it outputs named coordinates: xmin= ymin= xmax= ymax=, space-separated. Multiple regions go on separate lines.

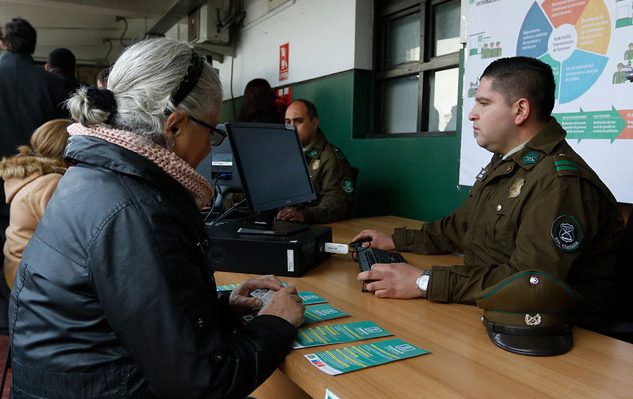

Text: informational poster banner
xmin=461 ymin=0 xmax=633 ymax=202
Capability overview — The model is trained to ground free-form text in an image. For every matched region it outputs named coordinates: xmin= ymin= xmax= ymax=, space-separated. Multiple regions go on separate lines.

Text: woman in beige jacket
xmin=0 ymin=119 xmax=70 ymax=288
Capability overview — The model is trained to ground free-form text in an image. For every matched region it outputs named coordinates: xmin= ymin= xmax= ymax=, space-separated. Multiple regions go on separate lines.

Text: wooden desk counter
xmin=216 ymin=216 xmax=633 ymax=399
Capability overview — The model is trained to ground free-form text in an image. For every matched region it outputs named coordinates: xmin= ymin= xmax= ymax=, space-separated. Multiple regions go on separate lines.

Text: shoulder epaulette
xmin=334 ymin=147 xmax=347 ymax=160
xmin=554 ymin=153 xmax=581 ymax=177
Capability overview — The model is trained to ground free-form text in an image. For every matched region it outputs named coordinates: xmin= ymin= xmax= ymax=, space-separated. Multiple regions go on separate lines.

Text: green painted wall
xmin=220 ymin=70 xmax=469 ymax=221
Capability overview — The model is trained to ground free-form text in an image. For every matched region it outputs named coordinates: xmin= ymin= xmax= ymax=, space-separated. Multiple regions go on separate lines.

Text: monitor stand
xmin=236 ymin=211 xmax=308 ymax=236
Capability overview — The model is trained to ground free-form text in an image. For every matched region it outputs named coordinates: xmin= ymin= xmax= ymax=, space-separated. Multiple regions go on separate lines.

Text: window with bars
xmin=374 ymin=0 xmax=461 ymax=135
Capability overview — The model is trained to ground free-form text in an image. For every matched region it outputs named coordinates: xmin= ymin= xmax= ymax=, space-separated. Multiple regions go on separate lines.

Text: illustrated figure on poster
xmin=493 ymin=41 xmax=502 ymax=58
xmin=467 ymin=82 xmax=478 ymax=97
xmin=613 ymin=62 xmax=627 ymax=84
xmin=481 ymin=42 xmax=489 ymax=59
xmin=625 ymin=42 xmax=633 ymax=65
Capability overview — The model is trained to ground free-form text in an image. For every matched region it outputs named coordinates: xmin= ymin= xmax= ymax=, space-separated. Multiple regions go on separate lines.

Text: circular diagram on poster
xmin=516 ymin=0 xmax=611 ymax=104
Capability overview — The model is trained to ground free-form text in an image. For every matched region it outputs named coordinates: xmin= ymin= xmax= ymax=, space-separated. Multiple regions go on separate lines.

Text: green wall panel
xmin=220 ymin=70 xmax=469 ymax=222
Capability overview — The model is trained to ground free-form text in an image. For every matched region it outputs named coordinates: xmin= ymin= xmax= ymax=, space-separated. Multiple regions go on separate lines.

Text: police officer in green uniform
xmin=354 ymin=57 xmax=624 ymax=326
xmin=276 ymin=99 xmax=354 ymax=224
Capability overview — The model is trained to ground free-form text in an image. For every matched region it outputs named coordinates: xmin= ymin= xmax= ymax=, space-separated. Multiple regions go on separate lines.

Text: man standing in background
xmin=0 ymin=17 xmax=66 ymax=328
xmin=45 ymin=47 xmax=85 ymax=104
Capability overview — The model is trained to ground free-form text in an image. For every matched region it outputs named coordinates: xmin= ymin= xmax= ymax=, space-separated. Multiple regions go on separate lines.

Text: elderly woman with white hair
xmin=9 ymin=38 xmax=304 ymax=398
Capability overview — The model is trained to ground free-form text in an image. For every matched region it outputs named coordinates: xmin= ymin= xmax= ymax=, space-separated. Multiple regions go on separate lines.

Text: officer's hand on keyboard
xmin=351 ymin=230 xmax=396 ymax=251
xmin=357 ymin=262 xmax=425 ymax=299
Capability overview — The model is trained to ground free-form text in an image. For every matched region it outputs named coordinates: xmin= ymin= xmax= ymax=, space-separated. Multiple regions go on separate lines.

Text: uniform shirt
xmin=299 ymin=130 xmax=354 ymax=224
xmin=392 ymin=118 xmax=623 ymax=324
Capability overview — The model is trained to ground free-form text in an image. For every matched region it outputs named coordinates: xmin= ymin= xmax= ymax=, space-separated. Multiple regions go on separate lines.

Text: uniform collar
xmin=509 ymin=118 xmax=567 ymax=170
xmin=524 ymin=118 xmax=566 ymax=155
xmin=502 ymin=141 xmax=528 ymax=160
xmin=304 ymin=129 xmax=327 ymax=159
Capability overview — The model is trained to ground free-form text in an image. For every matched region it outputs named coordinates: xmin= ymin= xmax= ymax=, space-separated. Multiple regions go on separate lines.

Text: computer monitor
xmin=195 ymin=123 xmax=242 ymax=209
xmin=226 ymin=122 xmax=317 ymax=235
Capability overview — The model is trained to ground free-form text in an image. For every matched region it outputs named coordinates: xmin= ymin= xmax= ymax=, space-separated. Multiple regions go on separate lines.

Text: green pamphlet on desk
xmin=216 ymin=283 xmax=240 ymax=291
xmin=304 ymin=338 xmax=430 ymax=375
xmin=216 ymin=282 xmax=289 ymax=292
xmin=215 ymin=284 xmax=326 ymax=305
xmin=303 ymin=304 xmax=349 ymax=324
xmin=242 ymin=302 xmax=348 ymax=324
xmin=298 ymin=291 xmax=327 ymax=305
xmin=293 ymin=320 xmax=392 ymax=349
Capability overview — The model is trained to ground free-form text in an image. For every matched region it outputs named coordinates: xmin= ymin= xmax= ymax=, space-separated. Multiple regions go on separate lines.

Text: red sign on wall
xmin=279 ymin=42 xmax=289 ymax=81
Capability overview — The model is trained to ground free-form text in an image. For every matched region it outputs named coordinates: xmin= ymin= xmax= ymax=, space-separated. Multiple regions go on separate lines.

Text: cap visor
xmin=484 ymin=319 xmax=573 ymax=356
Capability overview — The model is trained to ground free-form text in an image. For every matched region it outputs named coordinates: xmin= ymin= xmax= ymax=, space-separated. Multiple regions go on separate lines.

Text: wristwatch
xmin=415 ymin=270 xmax=431 ymax=298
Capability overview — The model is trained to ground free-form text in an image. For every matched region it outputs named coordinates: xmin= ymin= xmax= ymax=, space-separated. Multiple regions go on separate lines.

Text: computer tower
xmin=206 ymin=221 xmax=332 ymax=276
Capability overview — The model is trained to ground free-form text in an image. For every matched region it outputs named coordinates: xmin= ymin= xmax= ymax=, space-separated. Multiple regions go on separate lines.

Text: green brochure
xmin=216 ymin=283 xmax=240 ymax=292
xmin=304 ymin=338 xmax=430 ymax=375
xmin=303 ymin=304 xmax=349 ymax=324
xmin=243 ymin=302 xmax=348 ymax=325
xmin=298 ymin=291 xmax=327 ymax=305
xmin=216 ymin=281 xmax=288 ymax=292
xmin=293 ymin=321 xmax=392 ymax=349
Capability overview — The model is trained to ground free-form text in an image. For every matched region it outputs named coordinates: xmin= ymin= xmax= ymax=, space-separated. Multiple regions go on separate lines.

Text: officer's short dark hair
xmin=481 ymin=56 xmax=555 ymax=122
xmin=47 ymin=48 xmax=76 ymax=74
xmin=291 ymin=99 xmax=318 ymax=119
xmin=0 ymin=17 xmax=37 ymax=54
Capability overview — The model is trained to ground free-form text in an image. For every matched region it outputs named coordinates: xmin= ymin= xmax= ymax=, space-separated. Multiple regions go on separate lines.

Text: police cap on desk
xmin=475 ymin=270 xmax=581 ymax=356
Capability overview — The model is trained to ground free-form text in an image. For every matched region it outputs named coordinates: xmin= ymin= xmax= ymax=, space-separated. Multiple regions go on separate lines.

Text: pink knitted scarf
xmin=68 ymin=123 xmax=213 ymax=209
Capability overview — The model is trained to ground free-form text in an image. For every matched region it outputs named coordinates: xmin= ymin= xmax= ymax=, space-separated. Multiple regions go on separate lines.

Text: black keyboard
xmin=355 ymin=247 xmax=406 ymax=272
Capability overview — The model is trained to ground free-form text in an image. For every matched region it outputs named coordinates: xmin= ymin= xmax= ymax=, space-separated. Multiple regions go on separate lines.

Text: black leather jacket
xmin=9 ymin=135 xmax=296 ymax=398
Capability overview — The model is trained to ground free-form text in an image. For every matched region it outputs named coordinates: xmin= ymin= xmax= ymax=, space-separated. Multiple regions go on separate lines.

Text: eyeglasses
xmin=189 ymin=115 xmax=226 ymax=146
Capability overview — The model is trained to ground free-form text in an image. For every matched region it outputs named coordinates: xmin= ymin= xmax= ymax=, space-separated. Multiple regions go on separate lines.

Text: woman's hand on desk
xmin=258 ymin=286 xmax=305 ymax=327
xmin=229 ymin=275 xmax=285 ymax=311
xmin=352 ymin=230 xmax=396 ymax=250
xmin=358 ymin=263 xmax=424 ymax=299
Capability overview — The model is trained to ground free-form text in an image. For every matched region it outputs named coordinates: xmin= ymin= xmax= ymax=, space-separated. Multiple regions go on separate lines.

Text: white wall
xmin=211 ymin=0 xmax=373 ymax=100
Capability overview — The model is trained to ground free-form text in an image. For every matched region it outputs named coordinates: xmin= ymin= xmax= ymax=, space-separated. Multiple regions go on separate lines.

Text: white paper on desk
xmin=325 ymin=388 xmax=341 ymax=399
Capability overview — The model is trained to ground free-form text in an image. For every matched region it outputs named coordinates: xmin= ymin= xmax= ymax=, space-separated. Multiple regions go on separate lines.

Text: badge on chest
xmin=507 ymin=177 xmax=525 ymax=198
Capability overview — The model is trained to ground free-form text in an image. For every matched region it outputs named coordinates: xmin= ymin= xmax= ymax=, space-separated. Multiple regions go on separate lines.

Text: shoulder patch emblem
xmin=307 ymin=148 xmax=319 ymax=159
xmin=522 ymin=151 xmax=540 ymax=165
xmin=551 ymin=215 xmax=584 ymax=253
xmin=342 ymin=177 xmax=354 ymax=193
